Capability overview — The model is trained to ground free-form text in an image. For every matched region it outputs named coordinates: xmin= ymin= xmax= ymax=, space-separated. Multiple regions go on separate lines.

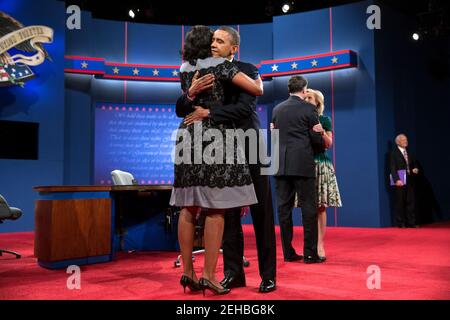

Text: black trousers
xmin=393 ymin=178 xmax=416 ymax=226
xmin=222 ymin=164 xmax=277 ymax=281
xmin=275 ymin=176 xmax=318 ymax=258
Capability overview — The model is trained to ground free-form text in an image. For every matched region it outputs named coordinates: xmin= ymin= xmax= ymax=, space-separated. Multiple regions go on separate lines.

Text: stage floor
xmin=1 ymin=223 xmax=449 ymax=300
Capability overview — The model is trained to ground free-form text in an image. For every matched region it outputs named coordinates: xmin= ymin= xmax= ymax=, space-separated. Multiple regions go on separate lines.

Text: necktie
xmin=403 ymin=150 xmax=410 ymax=174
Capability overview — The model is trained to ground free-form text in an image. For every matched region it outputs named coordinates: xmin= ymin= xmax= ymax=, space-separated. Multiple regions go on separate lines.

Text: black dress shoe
xmin=220 ymin=274 xmax=246 ymax=289
xmin=284 ymin=253 xmax=303 ymax=262
xmin=259 ymin=279 xmax=276 ymax=293
xmin=304 ymin=255 xmax=326 ymax=264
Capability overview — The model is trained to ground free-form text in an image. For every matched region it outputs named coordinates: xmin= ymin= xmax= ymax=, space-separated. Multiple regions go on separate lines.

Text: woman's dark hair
xmin=182 ymin=25 xmax=213 ymax=65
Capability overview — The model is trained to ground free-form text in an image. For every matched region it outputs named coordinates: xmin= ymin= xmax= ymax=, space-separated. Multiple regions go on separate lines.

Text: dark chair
xmin=0 ymin=194 xmax=23 ymax=259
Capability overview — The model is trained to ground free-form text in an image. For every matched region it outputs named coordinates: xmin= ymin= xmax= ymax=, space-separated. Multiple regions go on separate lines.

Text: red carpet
xmin=1 ymin=223 xmax=449 ymax=300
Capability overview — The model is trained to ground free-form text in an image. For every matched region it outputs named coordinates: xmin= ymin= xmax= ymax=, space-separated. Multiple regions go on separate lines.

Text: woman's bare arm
xmin=231 ymin=72 xmax=263 ymax=96
xmin=323 ymin=131 xmax=333 ymax=149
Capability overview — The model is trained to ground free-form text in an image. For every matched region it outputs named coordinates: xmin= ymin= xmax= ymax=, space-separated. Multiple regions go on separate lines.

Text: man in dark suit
xmin=389 ymin=134 xmax=419 ymax=228
xmin=271 ymin=75 xmax=325 ymax=263
xmin=177 ymin=26 xmax=277 ymax=293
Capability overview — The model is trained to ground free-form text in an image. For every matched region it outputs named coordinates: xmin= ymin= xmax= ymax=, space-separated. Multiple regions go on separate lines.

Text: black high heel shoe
xmin=180 ymin=275 xmax=201 ymax=293
xmin=199 ymin=278 xmax=231 ymax=296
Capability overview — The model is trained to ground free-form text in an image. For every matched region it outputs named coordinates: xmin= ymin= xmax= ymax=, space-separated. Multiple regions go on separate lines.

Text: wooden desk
xmin=34 ymin=185 xmax=175 ymax=269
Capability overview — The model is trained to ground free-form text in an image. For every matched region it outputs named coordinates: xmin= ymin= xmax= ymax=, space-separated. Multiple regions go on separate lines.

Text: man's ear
xmin=231 ymin=45 xmax=238 ymax=55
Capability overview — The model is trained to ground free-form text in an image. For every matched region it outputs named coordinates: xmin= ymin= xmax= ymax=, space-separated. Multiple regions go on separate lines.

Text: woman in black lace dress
xmin=170 ymin=26 xmax=262 ymax=295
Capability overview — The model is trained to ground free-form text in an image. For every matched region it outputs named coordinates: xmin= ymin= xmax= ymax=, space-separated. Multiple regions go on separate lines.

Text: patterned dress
xmin=296 ymin=115 xmax=342 ymax=208
xmin=169 ymin=57 xmax=257 ymax=209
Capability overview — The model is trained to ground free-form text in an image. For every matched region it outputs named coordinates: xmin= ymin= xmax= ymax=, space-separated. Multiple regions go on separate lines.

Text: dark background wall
xmin=1 ymin=0 xmax=448 ymax=232
xmin=374 ymin=2 xmax=450 ymax=225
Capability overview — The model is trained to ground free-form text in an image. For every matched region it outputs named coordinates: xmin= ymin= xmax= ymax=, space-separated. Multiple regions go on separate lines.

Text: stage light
xmin=412 ymin=32 xmax=420 ymax=40
xmin=282 ymin=3 xmax=290 ymax=13
xmin=129 ymin=9 xmax=135 ymax=18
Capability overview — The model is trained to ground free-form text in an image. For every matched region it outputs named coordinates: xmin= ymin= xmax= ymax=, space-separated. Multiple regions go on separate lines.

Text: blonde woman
xmin=297 ymin=89 xmax=342 ymax=260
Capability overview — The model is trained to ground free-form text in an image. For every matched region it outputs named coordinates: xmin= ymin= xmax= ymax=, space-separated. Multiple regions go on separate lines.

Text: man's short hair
xmin=288 ymin=76 xmax=308 ymax=94
xmin=217 ymin=26 xmax=240 ymax=46
xmin=395 ymin=134 xmax=407 ymax=144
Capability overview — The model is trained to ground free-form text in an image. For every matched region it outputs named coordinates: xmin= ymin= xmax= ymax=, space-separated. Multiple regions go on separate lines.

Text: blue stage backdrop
xmin=94 ymin=103 xmax=269 ymax=185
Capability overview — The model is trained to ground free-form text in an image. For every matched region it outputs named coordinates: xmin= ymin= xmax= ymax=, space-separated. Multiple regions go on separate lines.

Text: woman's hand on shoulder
xmin=188 ymin=71 xmax=215 ymax=97
xmin=312 ymin=123 xmax=324 ymax=133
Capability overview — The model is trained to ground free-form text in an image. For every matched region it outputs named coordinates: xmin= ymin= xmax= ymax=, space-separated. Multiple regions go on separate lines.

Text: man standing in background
xmin=390 ymin=134 xmax=419 ymax=228
xmin=272 ymin=75 xmax=325 ymax=263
